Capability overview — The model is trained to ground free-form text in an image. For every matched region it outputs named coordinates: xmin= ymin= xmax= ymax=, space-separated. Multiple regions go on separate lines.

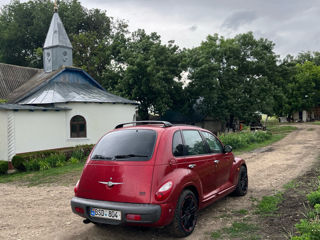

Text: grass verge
xmin=0 ymin=162 xmax=84 ymax=186
xmin=211 ymin=221 xmax=259 ymax=240
xmin=233 ymin=134 xmax=284 ymax=155
xmin=256 ymin=157 xmax=320 ymax=239
xmin=234 ymin=125 xmax=297 ymax=155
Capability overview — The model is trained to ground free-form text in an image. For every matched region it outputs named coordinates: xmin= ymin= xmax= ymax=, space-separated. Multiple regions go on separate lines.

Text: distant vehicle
xmin=71 ymin=121 xmax=248 ymax=237
xmin=250 ymin=114 xmax=266 ymax=131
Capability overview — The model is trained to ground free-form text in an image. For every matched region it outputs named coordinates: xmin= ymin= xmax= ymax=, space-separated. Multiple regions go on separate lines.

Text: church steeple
xmin=43 ymin=4 xmax=72 ymax=72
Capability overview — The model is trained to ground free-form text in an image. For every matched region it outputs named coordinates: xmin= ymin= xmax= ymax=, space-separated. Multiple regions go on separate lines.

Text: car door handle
xmin=188 ymin=164 xmax=196 ymax=169
xmin=214 ymin=160 xmax=220 ymax=164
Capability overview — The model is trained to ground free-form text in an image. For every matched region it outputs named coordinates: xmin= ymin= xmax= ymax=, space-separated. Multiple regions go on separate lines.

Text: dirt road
xmin=1 ymin=124 xmax=319 ymax=240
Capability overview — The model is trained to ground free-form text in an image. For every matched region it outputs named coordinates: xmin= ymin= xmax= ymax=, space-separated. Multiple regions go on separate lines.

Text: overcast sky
xmin=1 ymin=0 xmax=320 ymax=57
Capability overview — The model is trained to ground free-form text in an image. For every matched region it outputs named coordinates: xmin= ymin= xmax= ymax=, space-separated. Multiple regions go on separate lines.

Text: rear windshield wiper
xmin=113 ymin=154 xmax=148 ymax=159
xmin=92 ymin=154 xmax=112 ymax=160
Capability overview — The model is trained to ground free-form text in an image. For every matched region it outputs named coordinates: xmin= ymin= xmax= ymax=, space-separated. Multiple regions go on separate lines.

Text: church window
xmin=70 ymin=115 xmax=86 ymax=138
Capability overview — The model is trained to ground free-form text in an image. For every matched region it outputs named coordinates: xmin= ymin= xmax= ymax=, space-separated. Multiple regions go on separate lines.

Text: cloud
xmin=221 ymin=10 xmax=258 ymax=30
xmin=188 ymin=25 xmax=198 ymax=32
xmin=2 ymin=0 xmax=320 ymax=56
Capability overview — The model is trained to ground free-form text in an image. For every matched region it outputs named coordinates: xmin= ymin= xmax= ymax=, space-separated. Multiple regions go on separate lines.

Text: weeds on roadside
xmin=255 ymin=193 xmax=283 ymax=216
xmin=232 ymin=209 xmax=249 ymax=215
xmin=284 ymin=180 xmax=299 ymax=190
xmin=307 ymin=190 xmax=320 ymax=207
xmin=211 ymin=221 xmax=259 ymax=239
xmin=291 ymin=172 xmax=320 ymax=239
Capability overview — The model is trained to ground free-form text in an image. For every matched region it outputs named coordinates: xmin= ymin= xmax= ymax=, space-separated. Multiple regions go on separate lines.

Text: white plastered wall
xmin=14 ymin=110 xmax=66 ymax=154
xmin=11 ymin=102 xmax=136 ymax=157
xmin=57 ymin=102 xmax=137 ymax=145
xmin=0 ymin=111 xmax=8 ymax=160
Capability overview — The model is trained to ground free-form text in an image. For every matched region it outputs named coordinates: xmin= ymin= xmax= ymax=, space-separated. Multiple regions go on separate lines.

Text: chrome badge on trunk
xmin=98 ymin=180 xmax=123 ymax=187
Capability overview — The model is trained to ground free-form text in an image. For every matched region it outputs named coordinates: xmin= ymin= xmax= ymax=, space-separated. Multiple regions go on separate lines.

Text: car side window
xmin=182 ymin=130 xmax=207 ymax=156
xmin=172 ymin=131 xmax=184 ymax=157
xmin=201 ymin=131 xmax=223 ymax=154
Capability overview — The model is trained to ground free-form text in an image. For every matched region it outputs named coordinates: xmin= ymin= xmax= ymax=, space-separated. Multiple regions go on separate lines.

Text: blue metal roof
xmin=19 ymin=81 xmax=137 ymax=105
xmin=15 ymin=67 xmax=138 ymax=105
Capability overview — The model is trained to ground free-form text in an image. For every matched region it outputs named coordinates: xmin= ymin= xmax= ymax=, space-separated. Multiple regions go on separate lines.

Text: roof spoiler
xmin=115 ymin=121 xmax=173 ymax=129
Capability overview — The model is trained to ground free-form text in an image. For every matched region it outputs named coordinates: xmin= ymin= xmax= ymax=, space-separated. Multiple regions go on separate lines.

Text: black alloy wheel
xmin=180 ymin=194 xmax=197 ymax=232
xmin=169 ymin=190 xmax=198 ymax=237
xmin=234 ymin=166 xmax=248 ymax=196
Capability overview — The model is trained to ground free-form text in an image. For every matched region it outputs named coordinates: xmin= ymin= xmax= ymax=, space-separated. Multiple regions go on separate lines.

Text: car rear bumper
xmin=71 ymin=197 xmax=162 ymax=225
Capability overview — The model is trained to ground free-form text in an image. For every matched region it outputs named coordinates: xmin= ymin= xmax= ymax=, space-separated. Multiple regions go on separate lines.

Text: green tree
xmin=288 ymin=62 xmax=320 ymax=115
xmin=186 ymin=32 xmax=279 ymax=126
xmin=276 ymin=56 xmax=320 ymax=119
xmin=114 ymin=29 xmax=184 ymax=119
xmin=0 ymin=0 xmax=127 ymax=85
xmin=294 ymin=51 xmax=320 ymax=66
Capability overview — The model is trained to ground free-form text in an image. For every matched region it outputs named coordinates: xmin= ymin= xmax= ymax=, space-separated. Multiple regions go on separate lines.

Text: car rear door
xmin=173 ymin=129 xmax=214 ymax=196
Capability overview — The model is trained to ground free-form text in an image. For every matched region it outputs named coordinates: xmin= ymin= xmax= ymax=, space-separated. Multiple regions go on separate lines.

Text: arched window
xmin=70 ymin=115 xmax=86 ymax=138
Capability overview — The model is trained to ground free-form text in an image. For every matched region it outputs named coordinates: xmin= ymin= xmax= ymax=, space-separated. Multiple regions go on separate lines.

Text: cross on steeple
xmin=54 ymin=0 xmax=58 ymax=12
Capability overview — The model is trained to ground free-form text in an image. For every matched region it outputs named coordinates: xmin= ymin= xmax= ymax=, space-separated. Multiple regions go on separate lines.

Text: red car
xmin=71 ymin=121 xmax=248 ymax=237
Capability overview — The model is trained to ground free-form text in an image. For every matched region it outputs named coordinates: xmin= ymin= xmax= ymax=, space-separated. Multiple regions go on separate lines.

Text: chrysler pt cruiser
xmin=71 ymin=121 xmax=248 ymax=237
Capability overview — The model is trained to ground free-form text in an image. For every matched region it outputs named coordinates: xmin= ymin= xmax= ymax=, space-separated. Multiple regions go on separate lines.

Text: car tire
xmin=233 ymin=166 xmax=248 ymax=196
xmin=169 ymin=190 xmax=198 ymax=238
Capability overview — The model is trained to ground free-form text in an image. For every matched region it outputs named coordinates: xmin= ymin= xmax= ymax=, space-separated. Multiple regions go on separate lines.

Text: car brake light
xmin=126 ymin=214 xmax=141 ymax=221
xmin=155 ymin=181 xmax=173 ymax=201
xmin=74 ymin=180 xmax=80 ymax=194
xmin=75 ymin=207 xmax=84 ymax=214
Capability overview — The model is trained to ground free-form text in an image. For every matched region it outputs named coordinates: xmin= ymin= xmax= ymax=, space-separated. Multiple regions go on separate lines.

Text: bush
xmin=0 ymin=161 xmax=8 ymax=175
xmin=307 ymin=191 xmax=320 ymax=207
xmin=69 ymin=157 xmax=80 ymax=164
xmin=39 ymin=160 xmax=50 ymax=171
xmin=71 ymin=147 xmax=85 ymax=162
xmin=25 ymin=159 xmax=40 ymax=171
xmin=315 ymin=204 xmax=320 ymax=214
xmin=8 ymin=145 xmax=93 ymax=173
xmin=45 ymin=153 xmax=66 ymax=168
xmin=292 ymin=219 xmax=320 ymax=240
xmin=219 ymin=131 xmax=272 ymax=150
xmin=12 ymin=155 xmax=26 ymax=171
xmin=56 ymin=159 xmax=65 ymax=168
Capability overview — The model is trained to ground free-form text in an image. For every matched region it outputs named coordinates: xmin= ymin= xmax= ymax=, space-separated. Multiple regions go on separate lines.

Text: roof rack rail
xmin=115 ymin=121 xmax=173 ymax=129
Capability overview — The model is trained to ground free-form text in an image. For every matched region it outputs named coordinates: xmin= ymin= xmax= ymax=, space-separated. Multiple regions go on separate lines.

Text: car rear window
xmin=172 ymin=131 xmax=184 ymax=157
xmin=91 ymin=129 xmax=157 ymax=161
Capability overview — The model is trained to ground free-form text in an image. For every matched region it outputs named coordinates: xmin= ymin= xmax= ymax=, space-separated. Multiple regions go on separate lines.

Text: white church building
xmin=0 ymin=10 xmax=137 ymax=165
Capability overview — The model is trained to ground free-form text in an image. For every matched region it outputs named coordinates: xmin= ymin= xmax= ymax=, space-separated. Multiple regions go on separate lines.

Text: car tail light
xmin=74 ymin=180 xmax=80 ymax=194
xmin=126 ymin=214 xmax=141 ymax=221
xmin=75 ymin=207 xmax=84 ymax=214
xmin=155 ymin=181 xmax=173 ymax=201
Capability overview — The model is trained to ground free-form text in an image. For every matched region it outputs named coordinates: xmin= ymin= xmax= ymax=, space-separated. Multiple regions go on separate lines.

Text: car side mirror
xmin=224 ymin=145 xmax=232 ymax=153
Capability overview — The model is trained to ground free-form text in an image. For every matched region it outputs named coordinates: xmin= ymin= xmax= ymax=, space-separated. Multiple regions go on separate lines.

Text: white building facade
xmin=0 ymin=103 xmax=136 ymax=161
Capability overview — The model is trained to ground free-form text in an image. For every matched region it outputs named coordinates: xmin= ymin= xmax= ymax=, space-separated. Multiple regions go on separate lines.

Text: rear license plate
xmin=90 ymin=208 xmax=121 ymax=220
